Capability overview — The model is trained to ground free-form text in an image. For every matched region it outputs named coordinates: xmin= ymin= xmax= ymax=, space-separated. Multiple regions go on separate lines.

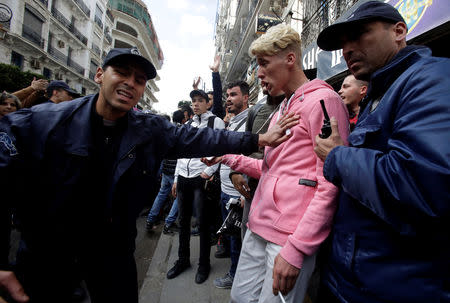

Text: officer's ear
xmin=94 ymin=67 xmax=105 ymax=84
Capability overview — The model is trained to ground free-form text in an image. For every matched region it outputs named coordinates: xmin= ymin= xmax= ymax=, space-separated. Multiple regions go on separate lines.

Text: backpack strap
xmin=246 ymin=103 xmax=264 ymax=132
xmin=232 ymin=117 xmax=247 ymax=132
xmin=207 ymin=115 xmax=217 ymax=129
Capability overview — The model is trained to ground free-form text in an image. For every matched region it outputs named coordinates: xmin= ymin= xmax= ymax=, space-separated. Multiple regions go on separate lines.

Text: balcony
xmin=92 ymin=43 xmax=101 ymax=56
xmin=67 ymin=58 xmax=85 ymax=75
xmin=38 ymin=0 xmax=48 ymax=7
xmin=73 ymin=0 xmax=91 ymax=18
xmin=106 ymin=9 xmax=114 ymax=23
xmin=94 ymin=15 xmax=103 ymax=29
xmin=22 ymin=24 xmax=45 ymax=49
xmin=105 ymin=32 xmax=112 ymax=44
xmin=48 ymin=44 xmax=68 ymax=64
xmin=51 ymin=6 xmax=71 ymax=29
xmin=89 ymin=71 xmax=96 ymax=81
xmin=302 ymin=0 xmax=358 ymax=47
xmin=51 ymin=6 xmax=87 ymax=45
xmin=71 ymin=25 xmax=88 ymax=45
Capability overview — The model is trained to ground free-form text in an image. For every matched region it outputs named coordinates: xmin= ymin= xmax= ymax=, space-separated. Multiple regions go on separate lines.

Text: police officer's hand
xmin=0 ymin=270 xmax=29 ymax=303
xmin=258 ymin=112 xmax=299 ymax=147
xmin=314 ymin=117 xmax=345 ymax=161
xmin=272 ymin=254 xmax=300 ymax=297
xmin=231 ymin=174 xmax=251 ymax=200
xmin=171 ymin=183 xmax=177 ymax=198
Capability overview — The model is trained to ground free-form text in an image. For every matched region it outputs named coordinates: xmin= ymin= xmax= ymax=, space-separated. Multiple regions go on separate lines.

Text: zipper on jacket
xmin=186 ymin=159 xmax=191 ymax=176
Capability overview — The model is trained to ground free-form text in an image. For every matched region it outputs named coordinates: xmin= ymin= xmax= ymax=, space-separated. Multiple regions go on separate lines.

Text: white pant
xmin=230 ymin=230 xmax=316 ymax=303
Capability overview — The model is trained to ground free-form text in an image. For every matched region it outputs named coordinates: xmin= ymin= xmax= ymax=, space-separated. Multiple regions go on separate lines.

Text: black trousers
xmin=177 ymin=175 xmax=211 ymax=266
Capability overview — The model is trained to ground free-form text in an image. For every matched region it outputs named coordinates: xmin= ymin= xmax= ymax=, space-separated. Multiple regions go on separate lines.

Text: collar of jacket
xmin=59 ymin=93 xmax=153 ymax=158
xmin=365 ymin=45 xmax=430 ymax=104
xmin=193 ymin=111 xmax=214 ymax=125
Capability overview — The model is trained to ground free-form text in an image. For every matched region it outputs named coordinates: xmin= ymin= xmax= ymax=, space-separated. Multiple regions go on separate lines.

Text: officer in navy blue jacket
xmin=314 ymin=2 xmax=450 ymax=303
xmin=0 ymin=47 xmax=298 ymax=303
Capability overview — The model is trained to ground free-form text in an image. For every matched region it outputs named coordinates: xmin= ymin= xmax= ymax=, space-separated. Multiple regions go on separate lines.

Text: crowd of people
xmin=1 ymin=2 xmax=449 ymax=303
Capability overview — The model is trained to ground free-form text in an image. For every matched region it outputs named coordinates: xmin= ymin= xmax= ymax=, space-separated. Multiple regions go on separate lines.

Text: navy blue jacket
xmin=0 ymin=93 xmax=257 ymax=270
xmin=322 ymin=46 xmax=450 ymax=303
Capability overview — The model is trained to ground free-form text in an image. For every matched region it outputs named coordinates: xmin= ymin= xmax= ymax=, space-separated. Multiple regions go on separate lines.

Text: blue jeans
xmin=220 ymin=192 xmax=242 ymax=277
xmin=147 ymin=174 xmax=178 ymax=225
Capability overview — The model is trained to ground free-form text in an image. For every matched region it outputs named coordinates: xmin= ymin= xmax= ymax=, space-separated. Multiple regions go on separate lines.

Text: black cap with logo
xmin=102 ymin=47 xmax=157 ymax=80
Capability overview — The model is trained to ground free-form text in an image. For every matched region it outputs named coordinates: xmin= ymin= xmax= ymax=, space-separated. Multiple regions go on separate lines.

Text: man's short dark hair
xmin=226 ymin=80 xmax=250 ymax=96
xmin=172 ymin=110 xmax=185 ymax=124
xmin=206 ymin=90 xmax=214 ymax=95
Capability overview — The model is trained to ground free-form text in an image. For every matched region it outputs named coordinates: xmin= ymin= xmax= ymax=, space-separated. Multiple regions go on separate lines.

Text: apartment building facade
xmin=214 ymin=0 xmax=303 ymax=104
xmin=0 ymin=0 xmax=163 ymax=110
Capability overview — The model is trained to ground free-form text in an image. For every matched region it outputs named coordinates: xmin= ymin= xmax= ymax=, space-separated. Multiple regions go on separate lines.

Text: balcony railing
xmin=48 ymin=44 xmax=68 ymax=64
xmin=67 ymin=58 xmax=85 ymax=75
xmin=71 ymin=25 xmax=88 ymax=45
xmin=92 ymin=43 xmax=101 ymax=56
xmin=105 ymin=33 xmax=112 ymax=44
xmin=106 ymin=9 xmax=114 ymax=22
xmin=38 ymin=0 xmax=48 ymax=7
xmin=51 ymin=6 xmax=87 ymax=45
xmin=22 ymin=24 xmax=45 ymax=49
xmin=51 ymin=6 xmax=71 ymax=29
xmin=94 ymin=15 xmax=103 ymax=29
xmin=89 ymin=71 xmax=96 ymax=81
xmin=73 ymin=0 xmax=91 ymax=17
xmin=302 ymin=0 xmax=358 ymax=47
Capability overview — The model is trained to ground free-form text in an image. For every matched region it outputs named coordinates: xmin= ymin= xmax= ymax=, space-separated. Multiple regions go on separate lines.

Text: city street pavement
xmin=139 ymin=231 xmax=232 ymax=303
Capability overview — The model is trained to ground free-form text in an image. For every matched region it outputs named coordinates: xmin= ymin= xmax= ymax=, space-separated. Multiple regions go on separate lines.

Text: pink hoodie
xmin=221 ymin=79 xmax=349 ymax=269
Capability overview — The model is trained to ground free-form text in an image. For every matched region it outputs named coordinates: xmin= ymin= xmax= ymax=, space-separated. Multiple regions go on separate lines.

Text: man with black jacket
xmin=0 ymin=47 xmax=298 ymax=303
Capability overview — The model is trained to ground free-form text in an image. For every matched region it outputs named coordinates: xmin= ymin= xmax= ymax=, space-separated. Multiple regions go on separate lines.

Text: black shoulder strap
xmin=246 ymin=103 xmax=264 ymax=132
xmin=186 ymin=118 xmax=193 ymax=126
xmin=232 ymin=117 xmax=247 ymax=131
xmin=207 ymin=115 xmax=216 ymax=129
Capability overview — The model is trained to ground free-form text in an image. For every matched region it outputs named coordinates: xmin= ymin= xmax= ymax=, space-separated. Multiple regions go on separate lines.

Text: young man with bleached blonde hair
xmin=210 ymin=23 xmax=350 ymax=302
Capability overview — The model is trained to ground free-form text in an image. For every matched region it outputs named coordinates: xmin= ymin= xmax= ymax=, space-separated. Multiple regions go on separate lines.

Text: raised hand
xmin=192 ymin=77 xmax=201 ymax=90
xmin=209 ymin=55 xmax=220 ymax=73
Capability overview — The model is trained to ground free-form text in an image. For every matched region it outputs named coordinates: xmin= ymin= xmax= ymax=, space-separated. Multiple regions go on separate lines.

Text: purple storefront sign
xmin=313 ymin=0 xmax=450 ymax=80
xmin=390 ymin=0 xmax=450 ymax=40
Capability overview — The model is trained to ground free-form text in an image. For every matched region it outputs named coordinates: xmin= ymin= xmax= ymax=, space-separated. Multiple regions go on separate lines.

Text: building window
xmin=89 ymin=60 xmax=98 ymax=80
xmin=22 ymin=6 xmax=45 ymax=48
xmin=95 ymin=4 xmax=103 ymax=29
xmin=43 ymin=67 xmax=52 ymax=79
xmin=11 ymin=51 xmax=24 ymax=69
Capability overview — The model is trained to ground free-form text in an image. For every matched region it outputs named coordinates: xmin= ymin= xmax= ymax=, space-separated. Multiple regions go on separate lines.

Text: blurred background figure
xmin=338 ymin=74 xmax=367 ymax=131
xmin=0 ymin=92 xmax=21 ymax=120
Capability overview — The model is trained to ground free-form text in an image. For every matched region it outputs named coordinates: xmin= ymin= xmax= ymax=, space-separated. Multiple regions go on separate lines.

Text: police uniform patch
xmin=0 ymin=132 xmax=18 ymax=156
